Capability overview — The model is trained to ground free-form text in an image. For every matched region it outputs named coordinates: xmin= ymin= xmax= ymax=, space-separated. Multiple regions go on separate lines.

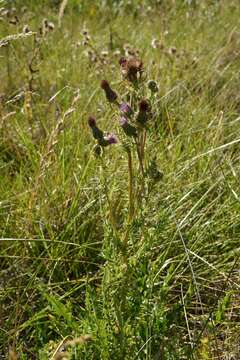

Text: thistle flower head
xmin=88 ymin=116 xmax=104 ymax=140
xmin=119 ymin=57 xmax=127 ymax=66
xmin=119 ymin=116 xmax=128 ymax=126
xmin=99 ymin=133 xmax=118 ymax=146
xmin=119 ymin=57 xmax=143 ymax=82
xmin=105 ymin=133 xmax=118 ymax=144
xmin=23 ymin=24 xmax=30 ymax=34
xmin=136 ymin=100 xmax=151 ymax=125
xmin=119 ymin=117 xmax=137 ymax=137
xmin=119 ymin=102 xmax=133 ymax=117
xmin=128 ymin=58 xmax=143 ymax=72
xmin=100 ymin=80 xmax=118 ymax=103
xmin=100 ymin=79 xmax=110 ymax=90
xmin=88 ymin=116 xmax=96 ymax=128
xmin=139 ymin=99 xmax=150 ymax=112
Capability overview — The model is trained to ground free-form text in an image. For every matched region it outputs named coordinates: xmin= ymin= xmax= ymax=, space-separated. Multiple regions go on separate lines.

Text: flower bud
xmin=139 ymin=99 xmax=150 ymax=112
xmin=88 ymin=116 xmax=104 ymax=140
xmin=148 ymin=80 xmax=159 ymax=93
xmin=136 ymin=100 xmax=150 ymax=124
xmin=88 ymin=116 xmax=96 ymax=128
xmin=100 ymin=80 xmax=118 ymax=103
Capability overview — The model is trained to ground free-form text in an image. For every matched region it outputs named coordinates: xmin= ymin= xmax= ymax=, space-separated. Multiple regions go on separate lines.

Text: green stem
xmin=141 ymin=130 xmax=147 ymax=164
xmin=123 ymin=148 xmax=134 ymax=250
xmin=127 ymin=148 xmax=134 ymax=222
xmin=100 ymin=159 xmax=119 ymax=239
xmin=135 ymin=132 xmax=147 ymax=207
xmin=135 ymin=137 xmax=145 ymax=177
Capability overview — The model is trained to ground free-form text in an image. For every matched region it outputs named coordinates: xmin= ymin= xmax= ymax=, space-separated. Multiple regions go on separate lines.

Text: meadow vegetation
xmin=0 ymin=0 xmax=240 ymax=358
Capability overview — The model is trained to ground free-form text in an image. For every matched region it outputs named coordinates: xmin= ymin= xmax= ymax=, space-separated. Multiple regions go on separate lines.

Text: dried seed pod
xmin=119 ymin=57 xmax=143 ymax=82
xmin=23 ymin=24 xmax=30 ymax=34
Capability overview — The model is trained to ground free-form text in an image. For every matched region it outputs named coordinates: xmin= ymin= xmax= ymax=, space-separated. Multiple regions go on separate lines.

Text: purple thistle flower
xmin=98 ymin=133 xmax=118 ymax=147
xmin=119 ymin=116 xmax=137 ymax=137
xmin=119 ymin=116 xmax=128 ymax=126
xmin=119 ymin=102 xmax=133 ymax=117
xmin=105 ymin=133 xmax=118 ymax=144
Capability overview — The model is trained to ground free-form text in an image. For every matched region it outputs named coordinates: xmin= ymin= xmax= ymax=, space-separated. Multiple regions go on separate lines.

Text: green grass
xmin=0 ymin=1 xmax=240 ymax=359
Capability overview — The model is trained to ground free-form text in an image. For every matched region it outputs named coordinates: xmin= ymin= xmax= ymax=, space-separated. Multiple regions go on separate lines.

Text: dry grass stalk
xmin=8 ymin=349 xmax=18 ymax=360
xmin=58 ymin=0 xmax=68 ymax=28
xmin=0 ymin=32 xmax=37 ymax=48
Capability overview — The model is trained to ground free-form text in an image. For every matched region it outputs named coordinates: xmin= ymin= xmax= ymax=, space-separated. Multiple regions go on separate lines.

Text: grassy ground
xmin=0 ymin=0 xmax=240 ymax=359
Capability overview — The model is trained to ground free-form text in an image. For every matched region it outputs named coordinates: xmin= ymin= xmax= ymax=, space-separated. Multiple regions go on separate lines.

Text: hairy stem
xmin=135 ymin=137 xmax=145 ymax=177
xmin=127 ymin=148 xmax=134 ymax=222
xmin=122 ymin=148 xmax=134 ymax=251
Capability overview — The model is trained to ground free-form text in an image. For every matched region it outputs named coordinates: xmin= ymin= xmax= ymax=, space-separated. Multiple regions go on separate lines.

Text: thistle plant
xmin=88 ymin=56 xmax=160 ymax=250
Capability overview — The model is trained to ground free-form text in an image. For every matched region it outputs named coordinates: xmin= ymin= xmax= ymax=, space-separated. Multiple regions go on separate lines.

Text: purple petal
xmin=119 ymin=116 xmax=128 ymax=127
xmin=119 ymin=102 xmax=133 ymax=116
xmin=105 ymin=133 xmax=118 ymax=144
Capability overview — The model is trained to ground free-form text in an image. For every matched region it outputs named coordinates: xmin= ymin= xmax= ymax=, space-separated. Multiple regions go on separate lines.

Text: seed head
xmin=169 ymin=46 xmax=177 ymax=55
xmin=9 ymin=16 xmax=19 ymax=25
xmin=151 ymin=38 xmax=159 ymax=49
xmin=47 ymin=22 xmax=55 ymax=31
xmin=119 ymin=57 xmax=143 ymax=82
xmin=101 ymin=50 xmax=109 ymax=58
xmin=119 ymin=57 xmax=127 ymax=66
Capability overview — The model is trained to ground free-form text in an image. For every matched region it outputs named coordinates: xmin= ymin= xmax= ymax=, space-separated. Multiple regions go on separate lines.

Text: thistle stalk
xmin=122 ymin=147 xmax=134 ymax=251
xmin=135 ymin=137 xmax=145 ymax=177
xmin=127 ymin=148 xmax=134 ymax=222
